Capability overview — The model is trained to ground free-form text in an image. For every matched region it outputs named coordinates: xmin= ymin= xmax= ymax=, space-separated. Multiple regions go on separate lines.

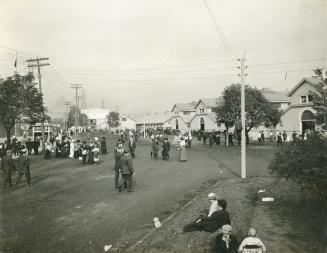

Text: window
xmin=175 ymin=112 xmax=178 ymax=116
xmin=308 ymin=95 xmax=313 ymax=102
xmin=301 ymin=96 xmax=307 ymax=103
xmin=200 ymin=109 xmax=204 ymax=113
xmin=122 ymin=117 xmax=127 ymax=121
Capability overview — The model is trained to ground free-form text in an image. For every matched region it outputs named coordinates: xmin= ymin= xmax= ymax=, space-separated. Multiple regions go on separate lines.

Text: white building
xmin=81 ymin=108 xmax=110 ymax=130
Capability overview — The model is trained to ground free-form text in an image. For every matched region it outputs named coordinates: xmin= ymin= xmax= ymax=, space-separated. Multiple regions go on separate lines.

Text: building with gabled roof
xmin=276 ymin=77 xmax=323 ymax=135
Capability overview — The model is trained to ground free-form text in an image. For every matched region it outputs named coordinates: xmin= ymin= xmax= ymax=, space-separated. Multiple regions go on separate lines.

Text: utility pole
xmin=64 ymin=101 xmax=71 ymax=130
xmin=70 ymin=84 xmax=83 ymax=138
xmin=101 ymin=99 xmax=105 ymax=109
xmin=239 ymin=54 xmax=247 ymax=179
xmin=26 ymin=57 xmax=50 ymax=152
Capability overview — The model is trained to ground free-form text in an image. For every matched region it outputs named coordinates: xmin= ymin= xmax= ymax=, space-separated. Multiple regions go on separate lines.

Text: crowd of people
xmin=183 ymin=193 xmax=266 ymax=253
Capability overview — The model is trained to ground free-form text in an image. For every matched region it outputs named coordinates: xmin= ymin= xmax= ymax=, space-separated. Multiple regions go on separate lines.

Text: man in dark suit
xmin=128 ymin=137 xmax=136 ymax=158
xmin=119 ymin=150 xmax=134 ymax=192
xmin=183 ymin=199 xmax=231 ymax=233
xmin=114 ymin=143 xmax=124 ymax=190
xmin=14 ymin=148 xmax=31 ymax=187
xmin=1 ymin=150 xmax=15 ymax=189
xmin=26 ymin=138 xmax=33 ymax=155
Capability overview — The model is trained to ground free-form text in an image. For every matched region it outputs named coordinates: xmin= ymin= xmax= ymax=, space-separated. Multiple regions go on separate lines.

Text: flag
xmin=14 ymin=53 xmax=17 ymax=68
xmin=284 ymin=71 xmax=288 ymax=80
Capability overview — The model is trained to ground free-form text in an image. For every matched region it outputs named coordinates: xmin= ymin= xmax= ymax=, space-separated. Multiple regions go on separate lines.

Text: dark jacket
xmin=129 ymin=141 xmax=136 ymax=151
xmin=114 ymin=150 xmax=123 ymax=171
xmin=120 ymin=154 xmax=134 ymax=175
xmin=1 ymin=155 xmax=16 ymax=174
xmin=16 ymin=155 xmax=30 ymax=173
xmin=200 ymin=209 xmax=231 ymax=232
xmin=213 ymin=233 xmax=239 ymax=253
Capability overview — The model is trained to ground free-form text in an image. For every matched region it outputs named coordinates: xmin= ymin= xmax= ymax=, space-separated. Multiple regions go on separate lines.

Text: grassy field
xmin=128 ymin=177 xmax=327 ymax=253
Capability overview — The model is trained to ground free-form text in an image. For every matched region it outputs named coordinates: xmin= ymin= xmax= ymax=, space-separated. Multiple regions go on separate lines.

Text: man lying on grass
xmin=183 ymin=199 xmax=230 ymax=233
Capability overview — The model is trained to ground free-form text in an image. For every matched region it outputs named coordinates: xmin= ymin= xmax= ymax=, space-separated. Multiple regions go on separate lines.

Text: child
xmin=238 ymin=228 xmax=266 ymax=253
xmin=93 ymin=144 xmax=100 ymax=165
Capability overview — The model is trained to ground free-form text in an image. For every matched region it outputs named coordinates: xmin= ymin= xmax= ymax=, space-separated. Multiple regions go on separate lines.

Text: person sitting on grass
xmin=238 ymin=228 xmax=266 ymax=253
xmin=213 ymin=224 xmax=239 ymax=253
xmin=183 ymin=199 xmax=230 ymax=233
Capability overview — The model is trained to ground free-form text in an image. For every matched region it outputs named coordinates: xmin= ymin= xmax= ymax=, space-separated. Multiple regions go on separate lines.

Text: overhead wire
xmin=202 ymin=0 xmax=238 ymax=66
xmin=248 ymin=58 xmax=327 ymax=68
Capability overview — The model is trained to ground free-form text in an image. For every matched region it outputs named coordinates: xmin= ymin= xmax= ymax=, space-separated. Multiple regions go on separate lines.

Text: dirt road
xmin=0 ymin=137 xmax=275 ymax=253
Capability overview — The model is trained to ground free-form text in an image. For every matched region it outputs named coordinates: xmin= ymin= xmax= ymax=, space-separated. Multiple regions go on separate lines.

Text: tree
xmin=66 ymin=106 xmax=89 ymax=129
xmin=216 ymin=83 xmax=281 ymax=143
xmin=0 ymin=73 xmax=46 ymax=142
xmin=311 ymin=68 xmax=327 ymax=129
xmin=107 ymin=111 xmax=120 ymax=128
xmin=269 ymin=131 xmax=327 ymax=201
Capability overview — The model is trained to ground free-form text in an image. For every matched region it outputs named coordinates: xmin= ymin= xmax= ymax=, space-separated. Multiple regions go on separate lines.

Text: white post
xmin=241 ymin=55 xmax=246 ymax=179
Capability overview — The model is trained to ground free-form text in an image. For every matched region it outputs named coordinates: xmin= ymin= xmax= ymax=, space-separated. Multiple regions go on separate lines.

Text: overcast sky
xmin=0 ymin=0 xmax=326 ymax=118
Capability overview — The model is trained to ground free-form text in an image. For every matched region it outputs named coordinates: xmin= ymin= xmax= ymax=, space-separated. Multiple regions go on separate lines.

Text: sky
xmin=0 ymin=0 xmax=326 ymax=118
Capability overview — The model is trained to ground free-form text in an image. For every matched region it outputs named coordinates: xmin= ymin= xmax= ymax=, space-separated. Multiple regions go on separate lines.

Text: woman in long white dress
xmin=179 ymin=137 xmax=187 ymax=162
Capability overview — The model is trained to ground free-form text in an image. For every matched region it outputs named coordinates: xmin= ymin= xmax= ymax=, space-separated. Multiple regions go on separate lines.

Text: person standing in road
xmin=119 ymin=150 xmax=134 ymax=192
xmin=282 ymin=131 xmax=287 ymax=142
xmin=101 ymin=137 xmax=107 ymax=155
xmin=1 ymin=150 xmax=15 ymax=189
xmin=179 ymin=137 xmax=187 ymax=162
xmin=14 ymin=148 xmax=31 ymax=187
xmin=128 ymin=137 xmax=136 ymax=159
xmin=162 ymin=137 xmax=170 ymax=160
xmin=114 ymin=143 xmax=124 ymax=191
xmin=277 ymin=132 xmax=283 ymax=147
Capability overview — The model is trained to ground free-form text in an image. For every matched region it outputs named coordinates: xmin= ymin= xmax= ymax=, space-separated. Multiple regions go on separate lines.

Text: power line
xmin=59 ymin=59 xmax=235 ymax=74
xmin=248 ymin=58 xmax=327 ymax=68
xmin=61 ymin=66 xmax=237 ymax=76
xmin=247 ymin=68 xmax=326 ymax=76
xmin=61 ymin=73 xmax=238 ymax=83
xmin=0 ymin=44 xmax=39 ymax=57
xmin=202 ymin=0 xmax=238 ymax=65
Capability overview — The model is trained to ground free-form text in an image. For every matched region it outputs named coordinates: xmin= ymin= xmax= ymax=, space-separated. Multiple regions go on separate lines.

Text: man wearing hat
xmin=183 ymin=199 xmax=230 ymax=233
xmin=119 ymin=150 xmax=134 ymax=192
xmin=114 ymin=143 xmax=124 ymax=190
xmin=128 ymin=137 xmax=136 ymax=159
xmin=1 ymin=150 xmax=15 ymax=189
xmin=14 ymin=147 xmax=31 ymax=187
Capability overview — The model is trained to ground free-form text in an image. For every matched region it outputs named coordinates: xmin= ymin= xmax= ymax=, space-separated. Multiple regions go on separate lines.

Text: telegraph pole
xmin=239 ymin=54 xmax=247 ymax=179
xmin=64 ymin=101 xmax=71 ymax=130
xmin=70 ymin=84 xmax=83 ymax=138
xmin=26 ymin=57 xmax=50 ymax=152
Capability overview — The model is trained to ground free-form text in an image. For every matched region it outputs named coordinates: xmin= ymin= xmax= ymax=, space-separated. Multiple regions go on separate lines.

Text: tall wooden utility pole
xmin=26 ymin=57 xmax=50 ymax=152
xmin=64 ymin=101 xmax=71 ymax=130
xmin=70 ymin=84 xmax=83 ymax=138
xmin=239 ymin=54 xmax=247 ymax=179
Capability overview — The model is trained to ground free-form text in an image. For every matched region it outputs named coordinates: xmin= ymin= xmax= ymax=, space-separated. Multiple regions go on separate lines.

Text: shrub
xmin=269 ymin=131 xmax=327 ymax=201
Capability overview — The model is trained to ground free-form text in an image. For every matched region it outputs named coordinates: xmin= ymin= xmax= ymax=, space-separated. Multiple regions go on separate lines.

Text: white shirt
xmin=208 ymin=200 xmax=219 ymax=217
xmin=239 ymin=237 xmax=266 ymax=252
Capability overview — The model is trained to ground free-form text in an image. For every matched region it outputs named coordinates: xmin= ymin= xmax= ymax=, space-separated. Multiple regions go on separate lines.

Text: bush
xmin=269 ymin=131 xmax=327 ymax=201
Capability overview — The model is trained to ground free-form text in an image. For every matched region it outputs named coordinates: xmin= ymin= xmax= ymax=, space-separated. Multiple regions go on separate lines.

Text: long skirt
xmin=179 ymin=148 xmax=187 ymax=162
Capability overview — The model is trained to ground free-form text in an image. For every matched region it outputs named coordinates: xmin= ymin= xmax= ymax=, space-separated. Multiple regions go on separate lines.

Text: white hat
xmin=207 ymin=193 xmax=219 ymax=200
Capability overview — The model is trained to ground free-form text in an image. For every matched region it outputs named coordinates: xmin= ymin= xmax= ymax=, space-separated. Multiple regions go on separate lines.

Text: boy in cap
xmin=15 ymin=147 xmax=31 ymax=187
xmin=238 ymin=228 xmax=266 ymax=253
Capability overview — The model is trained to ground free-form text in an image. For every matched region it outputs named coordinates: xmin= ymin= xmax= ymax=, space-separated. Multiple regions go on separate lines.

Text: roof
xmin=171 ymin=102 xmax=196 ymax=112
xmin=134 ymin=112 xmax=172 ymax=125
xmin=81 ymin=108 xmax=110 ymax=119
xmin=261 ymin=90 xmax=291 ymax=103
xmin=195 ymin=98 xmax=223 ymax=108
xmin=287 ymin=77 xmax=321 ymax=97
